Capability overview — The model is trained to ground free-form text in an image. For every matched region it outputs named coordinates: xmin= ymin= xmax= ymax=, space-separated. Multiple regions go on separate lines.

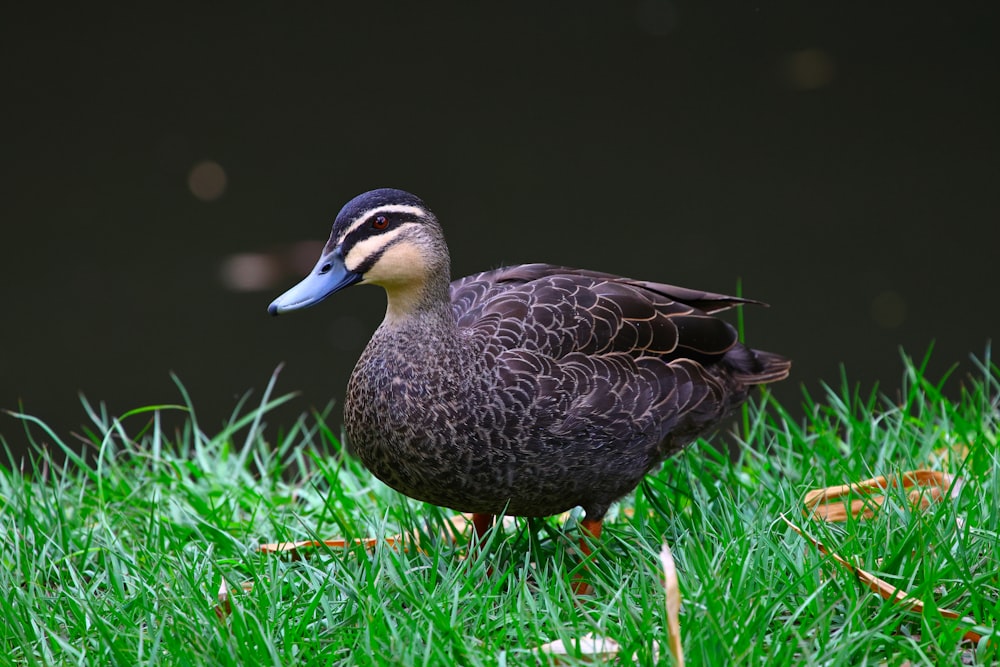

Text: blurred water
xmin=2 ymin=3 xmax=998 ymax=462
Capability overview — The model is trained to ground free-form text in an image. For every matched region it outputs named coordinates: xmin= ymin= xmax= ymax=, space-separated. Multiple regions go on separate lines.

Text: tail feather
xmin=726 ymin=345 xmax=792 ymax=385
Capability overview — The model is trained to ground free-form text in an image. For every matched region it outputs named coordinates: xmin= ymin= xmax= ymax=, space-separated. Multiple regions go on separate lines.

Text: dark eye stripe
xmin=342 ymin=213 xmax=397 ymax=249
xmin=342 ymin=221 xmax=414 ymax=274
xmin=332 ymin=205 xmax=425 ymax=248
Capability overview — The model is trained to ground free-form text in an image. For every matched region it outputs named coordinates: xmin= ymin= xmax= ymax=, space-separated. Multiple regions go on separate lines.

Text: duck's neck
xmin=363 ymin=273 xmax=466 ymax=379
xmin=379 ymin=270 xmax=454 ymax=330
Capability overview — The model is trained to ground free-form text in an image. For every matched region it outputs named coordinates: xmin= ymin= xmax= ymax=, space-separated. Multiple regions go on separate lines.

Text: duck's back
xmin=451 ymin=263 xmax=788 ymax=392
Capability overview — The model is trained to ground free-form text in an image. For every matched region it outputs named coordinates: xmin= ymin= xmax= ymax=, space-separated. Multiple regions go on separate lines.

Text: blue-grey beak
xmin=268 ymin=247 xmax=362 ymax=315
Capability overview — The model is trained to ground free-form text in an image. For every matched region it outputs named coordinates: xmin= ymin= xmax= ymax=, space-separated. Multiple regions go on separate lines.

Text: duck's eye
xmin=372 ymin=215 xmax=389 ymax=230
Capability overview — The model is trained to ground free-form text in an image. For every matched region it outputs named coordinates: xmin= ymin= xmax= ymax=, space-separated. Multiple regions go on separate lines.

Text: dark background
xmin=2 ymin=3 xmax=998 ymax=461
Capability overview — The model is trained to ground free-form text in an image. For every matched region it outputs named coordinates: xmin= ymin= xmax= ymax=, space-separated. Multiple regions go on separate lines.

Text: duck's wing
xmin=450 ymin=263 xmax=788 ymax=453
xmin=450 ymin=263 xmax=753 ymax=365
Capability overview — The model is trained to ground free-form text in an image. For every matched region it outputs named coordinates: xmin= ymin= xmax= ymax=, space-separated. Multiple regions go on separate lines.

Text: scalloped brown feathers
xmin=347 ymin=261 xmax=788 ymax=521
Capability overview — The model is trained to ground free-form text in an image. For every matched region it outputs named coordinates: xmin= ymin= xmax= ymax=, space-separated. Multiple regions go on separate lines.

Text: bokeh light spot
xmin=219 ymin=253 xmax=280 ymax=292
xmin=870 ymin=290 xmax=906 ymax=329
xmin=291 ymin=240 xmax=326 ymax=273
xmin=188 ymin=160 xmax=227 ymax=201
xmin=781 ymin=48 xmax=836 ymax=91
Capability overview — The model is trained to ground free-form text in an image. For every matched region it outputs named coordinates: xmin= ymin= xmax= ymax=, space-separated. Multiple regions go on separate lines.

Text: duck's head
xmin=268 ymin=188 xmax=451 ymax=319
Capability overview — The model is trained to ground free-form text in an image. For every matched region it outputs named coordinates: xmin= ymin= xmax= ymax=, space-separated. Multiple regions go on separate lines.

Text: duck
xmin=269 ymin=188 xmax=790 ymax=562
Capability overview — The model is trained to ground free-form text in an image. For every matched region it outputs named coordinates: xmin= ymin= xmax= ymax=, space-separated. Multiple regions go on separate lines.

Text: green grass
xmin=1 ymin=351 xmax=998 ymax=666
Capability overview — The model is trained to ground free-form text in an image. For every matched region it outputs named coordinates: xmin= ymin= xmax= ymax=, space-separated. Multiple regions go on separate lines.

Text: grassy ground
xmin=1 ymin=352 xmax=997 ymax=666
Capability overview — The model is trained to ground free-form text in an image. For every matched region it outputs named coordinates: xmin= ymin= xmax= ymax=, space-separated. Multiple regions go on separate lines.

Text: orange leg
xmin=572 ymin=517 xmax=604 ymax=595
xmin=578 ymin=517 xmax=603 ymax=556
